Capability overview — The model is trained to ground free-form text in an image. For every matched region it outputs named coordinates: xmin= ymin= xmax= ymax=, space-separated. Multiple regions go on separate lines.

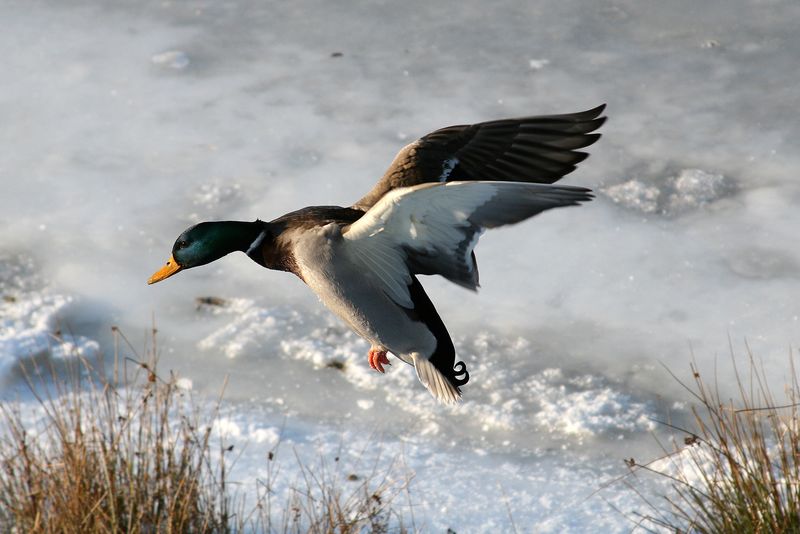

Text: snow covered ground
xmin=2 ymin=0 xmax=799 ymax=530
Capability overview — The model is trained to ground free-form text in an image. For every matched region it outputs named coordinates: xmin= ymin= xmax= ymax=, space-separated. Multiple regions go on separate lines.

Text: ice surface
xmin=2 ymin=0 xmax=800 ymax=530
xmin=0 ymin=255 xmax=98 ymax=378
xmin=196 ymin=298 xmax=656 ymax=445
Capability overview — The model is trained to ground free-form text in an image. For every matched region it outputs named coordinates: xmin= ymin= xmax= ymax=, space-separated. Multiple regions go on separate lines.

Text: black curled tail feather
xmin=406 ymin=276 xmax=470 ymax=392
xmin=451 ymin=360 xmax=470 ymax=388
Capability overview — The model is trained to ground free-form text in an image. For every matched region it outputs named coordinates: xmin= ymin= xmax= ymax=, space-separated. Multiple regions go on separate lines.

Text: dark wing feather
xmin=352 ymin=104 xmax=606 ymax=210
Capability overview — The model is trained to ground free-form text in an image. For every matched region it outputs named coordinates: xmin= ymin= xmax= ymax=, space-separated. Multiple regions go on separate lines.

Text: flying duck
xmin=148 ymin=105 xmax=605 ymax=403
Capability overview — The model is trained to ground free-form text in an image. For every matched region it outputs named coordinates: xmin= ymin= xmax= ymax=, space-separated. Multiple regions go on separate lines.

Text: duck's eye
xmin=177 ymin=240 xmax=188 ymax=249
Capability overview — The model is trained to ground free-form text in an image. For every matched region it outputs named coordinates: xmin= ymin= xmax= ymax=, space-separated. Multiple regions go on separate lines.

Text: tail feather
xmin=412 ymin=354 xmax=461 ymax=404
xmin=405 ymin=276 xmax=471 ymax=394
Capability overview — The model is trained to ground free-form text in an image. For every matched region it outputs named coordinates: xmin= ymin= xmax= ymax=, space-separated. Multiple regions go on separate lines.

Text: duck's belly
xmin=309 ymin=267 xmax=437 ymax=361
xmin=293 ymin=228 xmax=436 ymax=361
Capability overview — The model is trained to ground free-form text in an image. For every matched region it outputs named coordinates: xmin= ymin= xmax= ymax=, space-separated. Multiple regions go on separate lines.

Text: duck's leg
xmin=368 ymin=347 xmax=391 ymax=373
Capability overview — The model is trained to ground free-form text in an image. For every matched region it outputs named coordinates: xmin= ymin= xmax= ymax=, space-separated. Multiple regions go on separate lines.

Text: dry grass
xmin=0 ymin=327 xmax=233 ymax=533
xmin=247 ymin=439 xmax=414 ymax=533
xmin=0 ymin=326 xmax=412 ymax=533
xmin=624 ymin=348 xmax=800 ymax=533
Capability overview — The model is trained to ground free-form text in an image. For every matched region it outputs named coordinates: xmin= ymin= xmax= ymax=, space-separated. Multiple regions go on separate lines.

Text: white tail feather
xmin=412 ymin=354 xmax=461 ymax=404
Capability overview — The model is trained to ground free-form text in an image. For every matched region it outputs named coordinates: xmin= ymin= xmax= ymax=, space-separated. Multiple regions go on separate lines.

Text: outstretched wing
xmin=352 ymin=105 xmax=605 ymax=211
xmin=342 ymin=181 xmax=593 ymax=308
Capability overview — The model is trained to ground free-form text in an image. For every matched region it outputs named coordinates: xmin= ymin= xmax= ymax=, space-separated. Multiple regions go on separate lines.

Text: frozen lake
xmin=2 ymin=0 xmax=799 ymax=531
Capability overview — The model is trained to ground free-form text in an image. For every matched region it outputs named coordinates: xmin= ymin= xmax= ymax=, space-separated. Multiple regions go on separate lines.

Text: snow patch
xmin=151 ymin=49 xmax=190 ymax=69
xmin=528 ymin=58 xmax=550 ymax=70
xmin=197 ymin=300 xmax=655 ymax=441
xmin=532 ymin=368 xmax=656 ymax=437
xmin=603 ymin=180 xmax=660 ymax=213
xmin=0 ymin=256 xmax=99 ymax=378
xmin=604 ymin=168 xmax=731 ymax=215
xmin=175 ymin=377 xmax=193 ymax=390
xmin=192 ymin=182 xmax=242 ymax=211
xmin=197 ymin=298 xmax=299 ymax=359
xmin=356 ymin=399 xmax=374 ymax=410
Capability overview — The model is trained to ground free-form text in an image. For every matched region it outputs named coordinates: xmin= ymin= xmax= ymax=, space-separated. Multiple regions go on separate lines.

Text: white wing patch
xmin=439 ymin=157 xmax=459 ymax=181
xmin=343 ymin=180 xmax=591 ymax=308
xmin=342 ymin=182 xmax=496 ymax=306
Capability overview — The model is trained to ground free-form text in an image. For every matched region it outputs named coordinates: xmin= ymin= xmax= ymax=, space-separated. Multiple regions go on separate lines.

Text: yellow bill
xmin=148 ymin=255 xmax=182 ymax=284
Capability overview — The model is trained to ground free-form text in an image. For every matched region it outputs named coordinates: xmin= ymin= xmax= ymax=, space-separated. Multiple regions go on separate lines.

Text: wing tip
xmin=350 ymin=103 xmax=607 ymax=209
xmin=573 ymin=103 xmax=607 ymax=122
xmin=573 ymin=187 xmax=595 ymax=203
xmin=546 ymin=185 xmax=595 ymax=205
xmin=585 ymin=104 xmax=607 ymax=134
xmin=585 ymin=103 xmax=607 ymax=117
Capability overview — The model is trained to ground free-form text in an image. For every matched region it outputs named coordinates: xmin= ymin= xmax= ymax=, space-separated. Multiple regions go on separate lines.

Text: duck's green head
xmin=148 ymin=221 xmax=262 ymax=284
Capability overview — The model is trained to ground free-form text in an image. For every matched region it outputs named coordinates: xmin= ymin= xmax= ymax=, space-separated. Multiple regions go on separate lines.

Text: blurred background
xmin=2 ymin=0 xmax=799 ymax=530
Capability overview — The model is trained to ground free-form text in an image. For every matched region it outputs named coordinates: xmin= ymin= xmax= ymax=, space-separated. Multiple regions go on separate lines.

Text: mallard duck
xmin=148 ymin=105 xmax=605 ymax=403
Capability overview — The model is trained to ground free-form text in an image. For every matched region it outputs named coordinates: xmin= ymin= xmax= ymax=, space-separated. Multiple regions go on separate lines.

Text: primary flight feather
xmin=148 ymin=105 xmax=605 ymax=403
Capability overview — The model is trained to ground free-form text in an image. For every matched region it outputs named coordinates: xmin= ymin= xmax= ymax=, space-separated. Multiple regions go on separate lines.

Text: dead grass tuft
xmin=0 ymin=326 xmax=233 ymax=533
xmin=0 ymin=325 xmax=414 ymax=533
xmin=623 ymin=347 xmax=800 ymax=533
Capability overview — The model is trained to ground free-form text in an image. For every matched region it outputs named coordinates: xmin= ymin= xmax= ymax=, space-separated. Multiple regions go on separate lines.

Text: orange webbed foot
xmin=367 ymin=347 xmax=391 ymax=373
